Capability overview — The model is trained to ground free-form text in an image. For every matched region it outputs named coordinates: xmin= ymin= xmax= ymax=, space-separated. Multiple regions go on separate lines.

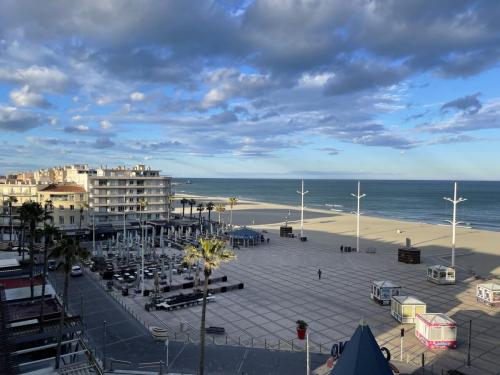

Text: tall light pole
xmin=444 ymin=182 xmax=467 ymax=268
xmin=296 ymin=180 xmax=309 ymax=240
xmin=351 ymin=181 xmax=366 ymax=252
xmin=139 ymin=198 xmax=148 ymax=295
xmin=92 ymin=210 xmax=96 ymax=254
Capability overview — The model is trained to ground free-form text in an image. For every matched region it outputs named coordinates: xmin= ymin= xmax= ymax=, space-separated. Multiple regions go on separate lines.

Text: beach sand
xmin=174 ymin=193 xmax=500 ymax=277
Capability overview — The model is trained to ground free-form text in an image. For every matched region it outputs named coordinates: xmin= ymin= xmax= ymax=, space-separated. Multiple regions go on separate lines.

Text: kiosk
xmin=476 ymin=283 xmax=500 ymax=307
xmin=427 ymin=265 xmax=456 ymax=285
xmin=370 ymin=281 xmax=401 ymax=305
xmin=415 ymin=313 xmax=457 ymax=349
xmin=391 ymin=295 xmax=426 ymax=324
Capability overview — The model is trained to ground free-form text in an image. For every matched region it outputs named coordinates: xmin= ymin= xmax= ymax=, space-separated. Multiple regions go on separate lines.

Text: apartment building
xmin=88 ymin=165 xmax=171 ymax=225
xmin=38 ymin=184 xmax=88 ymax=231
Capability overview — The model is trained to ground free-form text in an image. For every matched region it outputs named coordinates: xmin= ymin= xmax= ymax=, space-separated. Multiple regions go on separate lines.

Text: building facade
xmin=88 ymin=165 xmax=171 ymax=225
xmin=38 ymin=184 xmax=89 ymax=231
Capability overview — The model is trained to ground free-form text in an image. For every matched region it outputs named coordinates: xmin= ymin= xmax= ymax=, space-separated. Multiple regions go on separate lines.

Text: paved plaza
xmin=104 ymin=217 xmax=500 ymax=375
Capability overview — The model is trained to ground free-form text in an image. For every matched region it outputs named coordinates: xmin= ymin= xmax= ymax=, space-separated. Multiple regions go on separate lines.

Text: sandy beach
xmin=174 ymin=194 xmax=500 ymax=278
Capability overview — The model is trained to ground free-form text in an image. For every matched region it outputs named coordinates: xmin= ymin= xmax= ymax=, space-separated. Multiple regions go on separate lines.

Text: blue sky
xmin=1 ymin=0 xmax=500 ymax=180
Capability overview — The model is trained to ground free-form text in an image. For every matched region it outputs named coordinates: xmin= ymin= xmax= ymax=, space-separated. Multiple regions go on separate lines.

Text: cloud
xmin=130 ymin=92 xmax=145 ymax=101
xmin=209 ymin=111 xmax=238 ymax=123
xmin=318 ymin=147 xmax=341 ymax=155
xmin=64 ymin=125 xmax=90 ymax=133
xmin=420 ymin=98 xmax=500 ymax=133
xmin=94 ymin=137 xmax=115 ymax=149
xmin=441 ymin=93 xmax=482 ymax=114
xmin=0 ymin=65 xmax=69 ymax=93
xmin=100 ymin=120 xmax=113 ymax=129
xmin=9 ymin=85 xmax=51 ymax=108
xmin=324 ymin=61 xmax=408 ymax=96
xmin=0 ymin=105 xmax=44 ymax=132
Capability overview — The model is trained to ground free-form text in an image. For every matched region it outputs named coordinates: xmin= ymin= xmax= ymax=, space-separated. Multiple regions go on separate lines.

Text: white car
xmin=70 ymin=265 xmax=83 ymax=277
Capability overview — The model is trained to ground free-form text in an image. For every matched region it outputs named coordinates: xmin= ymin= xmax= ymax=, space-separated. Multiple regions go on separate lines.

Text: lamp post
xmin=139 ymin=198 xmax=148 ymax=295
xmin=351 ymin=181 xmax=366 ymax=252
xmin=444 ymin=182 xmax=467 ymax=268
xmin=92 ymin=210 xmax=96 ymax=254
xmin=296 ymin=180 xmax=309 ymax=240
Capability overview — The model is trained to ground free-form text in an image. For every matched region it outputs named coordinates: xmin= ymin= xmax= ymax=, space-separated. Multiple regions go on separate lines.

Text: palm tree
xmin=180 ymin=198 xmax=188 ymax=218
xmin=189 ymin=199 xmax=196 ymax=219
xmin=183 ymin=238 xmax=235 ymax=375
xmin=79 ymin=202 xmax=89 ymax=230
xmin=7 ymin=196 xmax=18 ymax=244
xmin=19 ymin=201 xmax=44 ymax=300
xmin=206 ymin=202 xmax=214 ymax=223
xmin=228 ymin=197 xmax=238 ymax=228
xmin=215 ymin=204 xmax=226 ymax=224
xmin=196 ymin=203 xmax=205 ymax=226
xmin=38 ymin=223 xmax=58 ymax=328
xmin=50 ymin=237 xmax=90 ymax=369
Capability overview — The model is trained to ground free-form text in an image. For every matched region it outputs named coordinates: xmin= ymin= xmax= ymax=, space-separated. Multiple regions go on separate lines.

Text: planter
xmin=297 ymin=327 xmax=306 ymax=340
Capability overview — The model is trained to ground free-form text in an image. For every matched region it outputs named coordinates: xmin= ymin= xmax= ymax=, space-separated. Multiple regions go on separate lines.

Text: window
xmin=415 ymin=305 xmax=426 ymax=315
xmin=443 ymin=327 xmax=456 ymax=341
xmin=70 ymin=216 xmax=75 ymax=224
xmin=59 ymin=205 xmax=64 ymax=210
xmin=59 ymin=216 xmax=64 ymax=225
xmin=402 ymin=306 xmax=413 ymax=318
xmin=70 ymin=205 xmax=75 ymax=210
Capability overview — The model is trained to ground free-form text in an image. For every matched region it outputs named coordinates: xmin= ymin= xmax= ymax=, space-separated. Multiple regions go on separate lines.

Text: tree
xmin=38 ymin=223 xmax=59 ymax=328
xmin=180 ymin=198 xmax=189 ymax=218
xmin=189 ymin=199 xmax=196 ymax=219
xmin=50 ymin=237 xmax=89 ymax=369
xmin=79 ymin=202 xmax=89 ymax=230
xmin=19 ymin=201 xmax=44 ymax=300
xmin=206 ymin=202 xmax=214 ymax=223
xmin=7 ymin=196 xmax=18 ymax=244
xmin=215 ymin=204 xmax=226 ymax=224
xmin=228 ymin=197 xmax=238 ymax=228
xmin=196 ymin=203 xmax=205 ymax=226
xmin=183 ymin=238 xmax=235 ymax=375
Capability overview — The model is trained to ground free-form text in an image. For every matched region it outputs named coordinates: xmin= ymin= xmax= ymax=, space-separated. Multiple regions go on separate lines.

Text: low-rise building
xmin=37 ymin=184 xmax=88 ymax=231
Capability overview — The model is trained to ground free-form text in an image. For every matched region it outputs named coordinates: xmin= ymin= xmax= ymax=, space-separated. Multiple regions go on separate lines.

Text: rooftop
xmin=39 ymin=184 xmax=86 ymax=193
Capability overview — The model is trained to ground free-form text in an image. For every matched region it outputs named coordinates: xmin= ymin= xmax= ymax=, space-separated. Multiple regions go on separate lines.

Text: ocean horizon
xmin=172 ymin=178 xmax=500 ymax=232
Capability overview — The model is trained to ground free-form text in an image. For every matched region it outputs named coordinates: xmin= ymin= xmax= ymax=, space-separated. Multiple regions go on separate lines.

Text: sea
xmin=172 ymin=179 xmax=500 ymax=232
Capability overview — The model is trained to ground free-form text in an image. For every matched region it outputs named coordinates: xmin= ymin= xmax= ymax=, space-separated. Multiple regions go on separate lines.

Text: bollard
xmin=238 ymin=336 xmax=241 ymax=346
xmin=226 ymin=335 xmax=228 ymax=345
xmin=320 ymin=343 xmax=322 ymax=353
xmin=292 ymin=340 xmax=294 ymax=351
xmin=278 ymin=339 xmax=280 ymax=350
xmin=251 ymin=337 xmax=254 ymax=348
xmin=212 ymin=336 xmax=215 ymax=344
xmin=265 ymin=338 xmax=267 ymax=349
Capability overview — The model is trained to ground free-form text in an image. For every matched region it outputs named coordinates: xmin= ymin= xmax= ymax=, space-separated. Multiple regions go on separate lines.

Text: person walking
xmin=317 ymin=268 xmax=322 ymax=280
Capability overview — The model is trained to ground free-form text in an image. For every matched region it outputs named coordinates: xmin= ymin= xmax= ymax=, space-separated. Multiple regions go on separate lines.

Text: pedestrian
xmin=340 ymin=245 xmax=344 ymax=253
xmin=267 ymin=238 xmax=270 ymax=244
xmin=317 ymin=268 xmax=322 ymax=280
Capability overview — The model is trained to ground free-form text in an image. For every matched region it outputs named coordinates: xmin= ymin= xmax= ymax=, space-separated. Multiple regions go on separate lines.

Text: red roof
xmin=0 ymin=276 xmax=43 ymax=289
xmin=40 ymin=184 xmax=86 ymax=193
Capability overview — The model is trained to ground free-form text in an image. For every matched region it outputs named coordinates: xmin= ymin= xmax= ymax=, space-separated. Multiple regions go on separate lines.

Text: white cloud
xmin=97 ymin=96 xmax=112 ymax=106
xmin=130 ymin=92 xmax=145 ymax=101
xmin=0 ymin=65 xmax=69 ymax=93
xmin=100 ymin=120 xmax=113 ymax=129
xmin=9 ymin=85 xmax=50 ymax=108
xmin=298 ymin=72 xmax=334 ymax=88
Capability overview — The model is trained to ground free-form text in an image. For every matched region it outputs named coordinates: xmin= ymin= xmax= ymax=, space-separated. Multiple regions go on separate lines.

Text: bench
xmin=205 ymin=326 xmax=225 ymax=334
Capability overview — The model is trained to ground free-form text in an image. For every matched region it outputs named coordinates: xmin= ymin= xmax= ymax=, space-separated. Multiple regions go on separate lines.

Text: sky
xmin=0 ymin=0 xmax=500 ymax=180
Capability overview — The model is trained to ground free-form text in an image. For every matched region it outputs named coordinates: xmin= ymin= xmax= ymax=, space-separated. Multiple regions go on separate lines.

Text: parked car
xmin=48 ymin=260 xmax=57 ymax=271
xmin=70 ymin=265 xmax=83 ymax=277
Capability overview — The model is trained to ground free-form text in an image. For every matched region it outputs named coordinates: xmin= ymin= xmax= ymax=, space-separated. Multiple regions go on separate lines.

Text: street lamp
xmin=139 ymin=198 xmax=148 ymax=295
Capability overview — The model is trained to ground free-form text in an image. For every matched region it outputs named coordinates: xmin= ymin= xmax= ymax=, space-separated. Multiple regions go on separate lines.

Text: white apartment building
xmin=88 ymin=165 xmax=171 ymax=225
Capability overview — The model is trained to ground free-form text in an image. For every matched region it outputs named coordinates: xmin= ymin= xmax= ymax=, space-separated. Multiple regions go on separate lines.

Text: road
xmin=49 ymin=270 xmax=329 ymax=374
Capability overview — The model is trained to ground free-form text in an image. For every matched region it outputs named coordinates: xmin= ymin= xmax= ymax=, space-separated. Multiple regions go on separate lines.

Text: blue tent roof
xmin=229 ymin=227 xmax=261 ymax=239
xmin=330 ymin=323 xmax=393 ymax=375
